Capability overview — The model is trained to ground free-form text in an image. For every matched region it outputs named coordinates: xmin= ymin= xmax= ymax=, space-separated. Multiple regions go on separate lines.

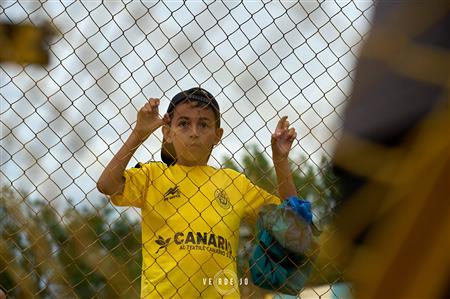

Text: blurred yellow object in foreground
xmin=0 ymin=23 xmax=54 ymax=65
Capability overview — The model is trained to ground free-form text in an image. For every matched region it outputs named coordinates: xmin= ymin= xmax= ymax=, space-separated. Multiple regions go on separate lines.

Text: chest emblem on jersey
xmin=163 ymin=185 xmax=181 ymax=201
xmin=215 ymin=188 xmax=230 ymax=210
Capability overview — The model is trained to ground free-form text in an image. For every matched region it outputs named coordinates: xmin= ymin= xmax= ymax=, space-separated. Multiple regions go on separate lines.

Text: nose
xmin=190 ymin=125 xmax=199 ymax=138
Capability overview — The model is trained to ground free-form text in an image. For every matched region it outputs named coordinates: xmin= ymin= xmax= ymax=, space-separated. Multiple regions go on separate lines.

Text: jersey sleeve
xmin=109 ymin=162 xmax=150 ymax=208
xmin=240 ymin=174 xmax=282 ymax=221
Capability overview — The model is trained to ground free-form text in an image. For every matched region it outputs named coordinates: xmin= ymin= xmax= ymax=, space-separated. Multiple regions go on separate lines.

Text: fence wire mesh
xmin=1 ymin=1 xmax=374 ymax=298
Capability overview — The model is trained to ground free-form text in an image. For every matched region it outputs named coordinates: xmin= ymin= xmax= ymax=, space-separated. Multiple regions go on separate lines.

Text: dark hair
xmin=161 ymin=87 xmax=221 ymax=166
xmin=167 ymin=87 xmax=220 ymax=126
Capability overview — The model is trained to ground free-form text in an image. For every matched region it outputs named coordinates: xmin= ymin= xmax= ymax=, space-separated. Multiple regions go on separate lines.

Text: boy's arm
xmin=96 ymin=98 xmax=168 ymax=196
xmin=271 ymin=116 xmax=297 ymax=199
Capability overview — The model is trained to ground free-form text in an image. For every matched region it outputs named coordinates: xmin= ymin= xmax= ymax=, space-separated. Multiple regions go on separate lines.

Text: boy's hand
xmin=134 ymin=98 xmax=170 ymax=141
xmin=271 ymin=116 xmax=297 ymax=162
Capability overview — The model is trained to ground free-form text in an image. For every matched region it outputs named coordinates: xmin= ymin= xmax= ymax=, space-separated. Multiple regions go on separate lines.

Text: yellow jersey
xmin=111 ymin=162 xmax=280 ymax=298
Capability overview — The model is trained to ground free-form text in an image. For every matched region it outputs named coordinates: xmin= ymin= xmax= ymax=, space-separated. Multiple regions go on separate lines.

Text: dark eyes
xmin=178 ymin=120 xmax=188 ymax=127
xmin=177 ymin=121 xmax=210 ymax=128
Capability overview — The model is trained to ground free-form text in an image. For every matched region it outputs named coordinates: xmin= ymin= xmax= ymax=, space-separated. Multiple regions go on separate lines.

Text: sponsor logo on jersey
xmin=154 ymin=231 xmax=234 ymax=259
xmin=163 ymin=185 xmax=181 ymax=201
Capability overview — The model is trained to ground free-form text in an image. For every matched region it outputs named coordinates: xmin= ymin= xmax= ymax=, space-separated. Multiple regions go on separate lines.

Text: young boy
xmin=97 ymin=87 xmax=298 ymax=298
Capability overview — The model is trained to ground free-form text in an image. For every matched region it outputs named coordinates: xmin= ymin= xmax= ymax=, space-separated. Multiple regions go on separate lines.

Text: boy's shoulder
xmin=218 ymin=166 xmax=240 ymax=175
xmin=131 ymin=162 xmax=247 ymax=181
xmin=217 ymin=167 xmax=247 ymax=181
xmin=132 ymin=161 xmax=167 ymax=171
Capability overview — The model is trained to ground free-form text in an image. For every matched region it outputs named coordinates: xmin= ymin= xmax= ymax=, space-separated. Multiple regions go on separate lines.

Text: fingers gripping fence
xmin=1 ymin=1 xmax=374 ymax=298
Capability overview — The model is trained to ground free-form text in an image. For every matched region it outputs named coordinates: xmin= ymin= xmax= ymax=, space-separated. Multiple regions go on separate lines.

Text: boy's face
xmin=163 ymin=101 xmax=223 ymax=166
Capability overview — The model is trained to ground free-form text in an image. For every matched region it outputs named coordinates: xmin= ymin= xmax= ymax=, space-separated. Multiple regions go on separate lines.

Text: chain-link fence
xmin=1 ymin=1 xmax=375 ymax=298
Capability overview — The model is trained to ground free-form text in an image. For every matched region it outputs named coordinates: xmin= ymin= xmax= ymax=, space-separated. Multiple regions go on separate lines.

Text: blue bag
xmin=249 ymin=196 xmax=318 ymax=295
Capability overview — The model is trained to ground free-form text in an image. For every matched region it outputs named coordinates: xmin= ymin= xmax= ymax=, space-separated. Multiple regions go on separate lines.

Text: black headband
xmin=167 ymin=87 xmax=220 ymax=116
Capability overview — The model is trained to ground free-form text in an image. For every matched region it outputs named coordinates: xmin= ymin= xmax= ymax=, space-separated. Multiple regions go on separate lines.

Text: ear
xmin=214 ymin=128 xmax=224 ymax=145
xmin=162 ymin=125 xmax=172 ymax=143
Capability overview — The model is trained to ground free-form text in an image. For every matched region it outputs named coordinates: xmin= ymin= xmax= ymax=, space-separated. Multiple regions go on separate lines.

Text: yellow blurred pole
xmin=0 ymin=23 xmax=54 ymax=65
xmin=326 ymin=103 xmax=449 ymax=299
